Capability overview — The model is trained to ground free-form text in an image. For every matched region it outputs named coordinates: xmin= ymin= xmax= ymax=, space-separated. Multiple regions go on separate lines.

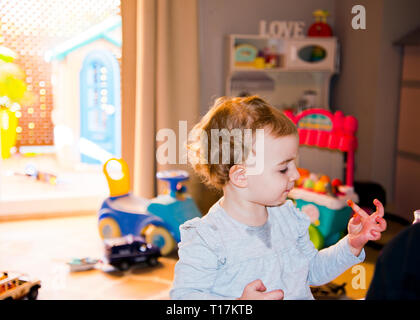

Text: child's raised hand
xmin=346 ymin=199 xmax=387 ymax=256
xmin=237 ymin=279 xmax=284 ymax=300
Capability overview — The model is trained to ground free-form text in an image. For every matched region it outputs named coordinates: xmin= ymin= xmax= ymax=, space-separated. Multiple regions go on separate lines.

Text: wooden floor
xmin=0 ymin=214 xmax=176 ymax=300
xmin=0 ymin=213 xmax=407 ymax=300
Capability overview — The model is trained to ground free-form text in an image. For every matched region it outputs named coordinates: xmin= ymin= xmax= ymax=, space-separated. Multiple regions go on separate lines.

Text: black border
xmin=1 ymin=300 xmax=417 ymax=319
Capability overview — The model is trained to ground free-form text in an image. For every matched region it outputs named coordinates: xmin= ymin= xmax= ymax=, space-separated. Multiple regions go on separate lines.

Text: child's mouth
xmin=285 ymin=186 xmax=294 ymax=193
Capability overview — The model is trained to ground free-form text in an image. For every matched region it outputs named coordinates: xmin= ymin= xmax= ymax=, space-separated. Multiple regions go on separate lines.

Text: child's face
xmin=246 ymin=133 xmax=300 ymax=207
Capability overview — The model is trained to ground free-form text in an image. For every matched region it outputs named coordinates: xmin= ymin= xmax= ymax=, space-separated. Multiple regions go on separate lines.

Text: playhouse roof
xmin=394 ymin=26 xmax=420 ymax=46
xmin=44 ymin=15 xmax=121 ymax=62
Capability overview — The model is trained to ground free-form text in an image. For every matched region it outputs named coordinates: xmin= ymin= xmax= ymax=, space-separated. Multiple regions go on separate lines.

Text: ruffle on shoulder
xmin=179 ymin=217 xmax=226 ymax=264
xmin=283 ymin=200 xmax=311 ymax=237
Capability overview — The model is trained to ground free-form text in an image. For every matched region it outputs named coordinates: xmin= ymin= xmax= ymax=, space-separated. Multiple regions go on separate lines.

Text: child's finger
xmin=350 ymin=213 xmax=361 ymax=225
xmin=263 ymin=289 xmax=284 ymax=300
xmin=375 ymin=217 xmax=387 ymax=232
xmin=248 ymin=279 xmax=266 ymax=292
xmin=347 ymin=200 xmax=369 ymax=219
xmin=348 ymin=216 xmax=363 ymax=235
xmin=370 ymin=230 xmax=381 ymax=240
xmin=373 ymin=199 xmax=385 ymax=218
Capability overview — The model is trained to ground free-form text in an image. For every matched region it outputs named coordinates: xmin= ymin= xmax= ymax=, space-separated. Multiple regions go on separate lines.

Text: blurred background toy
xmin=0 ymin=271 xmax=41 ymax=300
xmin=285 ymin=108 xmax=359 ymax=249
xmin=234 ymin=43 xmax=258 ymax=68
xmin=67 ymin=257 xmax=101 ymax=272
xmin=0 ymin=39 xmax=35 ymax=160
xmin=307 ymin=10 xmax=333 ymax=37
xmin=13 ymin=163 xmax=58 ymax=185
xmin=103 ymin=235 xmax=161 ymax=271
xmin=306 ymin=10 xmax=332 ymax=64
xmin=98 ymin=158 xmax=202 ymax=255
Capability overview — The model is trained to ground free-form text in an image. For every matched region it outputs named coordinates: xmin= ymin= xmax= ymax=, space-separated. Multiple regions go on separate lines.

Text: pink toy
xmin=284 ymin=108 xmax=358 ymax=186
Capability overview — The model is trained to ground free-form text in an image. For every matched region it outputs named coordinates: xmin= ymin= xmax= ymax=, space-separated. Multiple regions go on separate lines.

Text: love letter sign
xmin=259 ymin=20 xmax=305 ymax=38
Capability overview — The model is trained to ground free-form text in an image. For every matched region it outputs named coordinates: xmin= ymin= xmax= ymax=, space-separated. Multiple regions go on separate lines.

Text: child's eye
xmin=279 ymin=168 xmax=288 ymax=174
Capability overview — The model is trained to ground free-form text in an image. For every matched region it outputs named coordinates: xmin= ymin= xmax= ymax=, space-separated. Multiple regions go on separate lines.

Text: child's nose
xmin=290 ymin=168 xmax=300 ymax=182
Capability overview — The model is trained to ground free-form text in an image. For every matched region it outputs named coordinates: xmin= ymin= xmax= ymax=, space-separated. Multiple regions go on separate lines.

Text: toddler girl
xmin=170 ymin=96 xmax=386 ymax=300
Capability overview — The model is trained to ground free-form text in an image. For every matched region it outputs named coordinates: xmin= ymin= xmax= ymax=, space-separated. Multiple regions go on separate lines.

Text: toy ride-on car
xmin=103 ymin=235 xmax=161 ymax=271
xmin=0 ymin=271 xmax=41 ymax=300
xmin=98 ymin=158 xmax=202 ymax=255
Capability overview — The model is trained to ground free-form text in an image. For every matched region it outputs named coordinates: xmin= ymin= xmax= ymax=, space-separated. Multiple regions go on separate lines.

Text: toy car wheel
xmin=27 ymin=286 xmax=39 ymax=300
xmin=118 ymin=261 xmax=130 ymax=271
xmin=98 ymin=217 xmax=122 ymax=239
xmin=143 ymin=225 xmax=175 ymax=256
xmin=147 ymin=257 xmax=158 ymax=267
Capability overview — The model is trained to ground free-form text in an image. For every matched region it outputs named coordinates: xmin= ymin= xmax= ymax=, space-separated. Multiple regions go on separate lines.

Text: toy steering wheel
xmin=156 ymin=170 xmax=189 ymax=196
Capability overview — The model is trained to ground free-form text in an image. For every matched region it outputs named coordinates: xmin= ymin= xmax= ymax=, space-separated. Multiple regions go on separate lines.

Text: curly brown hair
xmin=187 ymin=95 xmax=297 ymax=189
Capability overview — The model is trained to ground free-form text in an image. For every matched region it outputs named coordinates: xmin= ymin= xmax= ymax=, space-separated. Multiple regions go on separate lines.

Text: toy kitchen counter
xmin=288 ymin=183 xmax=358 ymax=249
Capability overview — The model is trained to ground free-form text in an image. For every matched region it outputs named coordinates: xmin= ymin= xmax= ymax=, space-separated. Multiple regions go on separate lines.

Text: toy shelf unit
xmin=284 ymin=108 xmax=359 ymax=249
xmin=225 ymin=34 xmax=339 ymax=110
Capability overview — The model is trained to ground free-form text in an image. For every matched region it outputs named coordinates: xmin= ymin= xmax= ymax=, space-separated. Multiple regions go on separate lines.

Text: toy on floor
xmin=310 ymin=282 xmax=347 ymax=300
xmin=67 ymin=257 xmax=101 ymax=272
xmin=284 ymin=108 xmax=359 ymax=248
xmin=0 ymin=271 xmax=41 ymax=300
xmin=103 ymin=235 xmax=161 ymax=271
xmin=13 ymin=163 xmax=58 ymax=185
xmin=98 ymin=158 xmax=202 ymax=255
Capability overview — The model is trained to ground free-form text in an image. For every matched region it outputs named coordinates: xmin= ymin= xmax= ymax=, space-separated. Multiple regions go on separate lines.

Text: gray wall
xmin=333 ymin=0 xmax=420 ymax=211
xmin=198 ymin=0 xmax=335 ymax=114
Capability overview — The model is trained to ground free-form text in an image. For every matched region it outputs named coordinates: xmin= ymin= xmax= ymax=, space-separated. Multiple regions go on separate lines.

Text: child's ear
xmin=229 ymin=165 xmax=248 ymax=188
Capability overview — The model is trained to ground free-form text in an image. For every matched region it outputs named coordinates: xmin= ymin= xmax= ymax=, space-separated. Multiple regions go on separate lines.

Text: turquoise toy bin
xmin=294 ymin=199 xmax=352 ymax=248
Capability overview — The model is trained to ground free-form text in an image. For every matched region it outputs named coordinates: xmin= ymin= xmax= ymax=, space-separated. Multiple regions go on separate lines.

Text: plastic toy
xmin=234 ymin=44 xmax=258 ymax=68
xmin=310 ymin=282 xmax=347 ymax=299
xmin=98 ymin=158 xmax=202 ymax=255
xmin=307 ymin=10 xmax=333 ymax=37
xmin=103 ymin=235 xmax=161 ymax=271
xmin=13 ymin=163 xmax=58 ymax=185
xmin=67 ymin=257 xmax=101 ymax=272
xmin=284 ymin=108 xmax=359 ymax=248
xmin=0 ymin=106 xmax=18 ymax=159
xmin=0 ymin=271 xmax=41 ymax=300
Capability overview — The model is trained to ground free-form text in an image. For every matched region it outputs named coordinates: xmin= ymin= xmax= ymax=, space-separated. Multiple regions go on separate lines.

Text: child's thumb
xmin=350 ymin=213 xmax=361 ymax=225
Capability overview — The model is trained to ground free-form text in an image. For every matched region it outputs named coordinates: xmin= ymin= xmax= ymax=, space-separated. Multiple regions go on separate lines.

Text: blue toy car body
xmin=104 ymin=235 xmax=161 ymax=271
xmin=98 ymin=161 xmax=202 ymax=255
xmin=99 ymin=192 xmax=201 ymax=244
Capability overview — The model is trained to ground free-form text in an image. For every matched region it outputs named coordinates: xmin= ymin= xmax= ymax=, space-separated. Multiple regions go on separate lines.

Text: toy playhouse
xmin=45 ymin=16 xmax=122 ymax=168
xmin=284 ymin=108 xmax=359 ymax=249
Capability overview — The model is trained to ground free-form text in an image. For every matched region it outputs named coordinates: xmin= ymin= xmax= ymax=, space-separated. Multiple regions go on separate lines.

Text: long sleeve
xmin=170 ymin=218 xmax=236 ymax=300
xmin=290 ymin=203 xmax=365 ymax=286
xmin=306 ymin=235 xmax=365 ymax=286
